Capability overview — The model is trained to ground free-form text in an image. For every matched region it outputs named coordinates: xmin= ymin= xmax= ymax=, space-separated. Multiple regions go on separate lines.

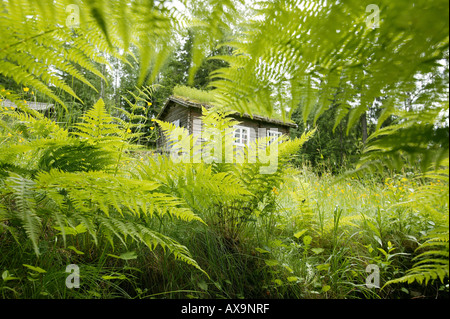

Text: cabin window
xmin=234 ymin=126 xmax=250 ymax=146
xmin=267 ymin=129 xmax=282 ymax=145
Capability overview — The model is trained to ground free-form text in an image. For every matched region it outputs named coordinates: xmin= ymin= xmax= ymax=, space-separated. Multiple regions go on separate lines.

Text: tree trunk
xmin=361 ymin=111 xmax=368 ymax=145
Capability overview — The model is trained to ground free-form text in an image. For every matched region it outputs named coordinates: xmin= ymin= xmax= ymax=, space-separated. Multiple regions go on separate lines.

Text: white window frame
xmin=233 ymin=126 xmax=250 ymax=147
xmin=267 ymin=129 xmax=283 ymax=145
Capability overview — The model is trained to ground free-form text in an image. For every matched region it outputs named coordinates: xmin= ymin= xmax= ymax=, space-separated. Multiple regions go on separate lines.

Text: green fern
xmin=73 ymin=99 xmax=123 ymax=144
xmin=0 ymin=1 xmax=114 ymax=110
xmin=383 ymin=159 xmax=449 ymax=288
xmin=2 ymin=1 xmax=447 ymax=175
xmin=208 ymin=0 xmax=449 ymax=180
xmin=385 ymin=226 xmax=449 ymax=286
xmin=37 ymin=140 xmax=116 ymax=173
xmin=2 ymin=168 xmax=207 ymax=272
xmin=0 ymin=0 xmax=194 ymax=109
xmin=96 ymin=215 xmax=206 ymax=274
xmin=0 ymin=99 xmax=119 ymax=175
xmin=35 ymin=167 xmax=206 ymax=272
xmin=1 ymin=0 xmax=449 ymax=287
xmin=72 ymin=98 xmax=144 ymax=174
xmin=0 ymin=98 xmax=207 ymax=274
xmin=356 ymin=104 xmax=449 ymax=173
xmin=152 ymin=107 xmax=314 ymax=241
xmin=3 ymin=174 xmax=42 ymax=255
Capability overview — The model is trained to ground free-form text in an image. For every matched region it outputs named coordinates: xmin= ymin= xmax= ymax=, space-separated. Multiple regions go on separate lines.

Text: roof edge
xmin=157 ymin=96 xmax=298 ymax=128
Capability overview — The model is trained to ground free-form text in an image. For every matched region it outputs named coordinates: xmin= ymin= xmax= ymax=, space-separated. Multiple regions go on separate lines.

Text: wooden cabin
xmin=155 ymin=96 xmax=297 ymax=151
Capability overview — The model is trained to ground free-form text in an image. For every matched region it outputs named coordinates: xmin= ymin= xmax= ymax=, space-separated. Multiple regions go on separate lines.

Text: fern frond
xmin=155 ymin=119 xmax=202 ymax=161
xmin=385 ymin=226 xmax=449 ymax=287
xmin=96 ymin=215 xmax=207 ymax=275
xmin=37 ymin=140 xmax=116 ymax=172
xmin=3 ymin=174 xmax=42 ymax=255
xmin=36 ymin=169 xmax=204 ymax=224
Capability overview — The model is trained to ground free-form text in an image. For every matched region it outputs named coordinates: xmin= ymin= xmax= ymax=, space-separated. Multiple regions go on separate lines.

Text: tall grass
xmin=1 ymin=160 xmax=448 ymax=299
xmin=258 ymin=165 xmax=448 ymax=298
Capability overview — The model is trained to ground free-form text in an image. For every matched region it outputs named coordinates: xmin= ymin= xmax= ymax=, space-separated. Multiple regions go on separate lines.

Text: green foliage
xmin=37 ymin=140 xmax=116 ymax=173
xmin=149 ymin=31 xmax=233 ymax=109
xmin=1 ymin=0 xmax=449 ymax=300
xmin=209 ymin=0 xmax=449 ymax=175
xmin=0 ymin=0 xmax=233 ymax=113
xmin=383 ymin=159 xmax=449 ymax=287
xmin=385 ymin=226 xmax=449 ymax=286
xmin=153 ymin=107 xmax=314 ymax=242
xmin=1 ymin=0 xmax=448 ymax=175
xmin=0 ymin=0 xmax=115 ymax=110
xmin=74 ymin=99 xmax=124 ymax=143
xmin=357 ymin=104 xmax=449 ymax=173
xmin=173 ymin=85 xmax=217 ymax=105
xmin=290 ymin=101 xmax=366 ymax=172
xmin=0 ymin=98 xmax=206 ymax=274
xmin=3 ymin=174 xmax=42 ymax=255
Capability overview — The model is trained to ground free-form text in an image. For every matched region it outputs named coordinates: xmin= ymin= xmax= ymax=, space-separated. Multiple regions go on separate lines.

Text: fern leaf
xmin=4 ymin=174 xmax=42 ymax=255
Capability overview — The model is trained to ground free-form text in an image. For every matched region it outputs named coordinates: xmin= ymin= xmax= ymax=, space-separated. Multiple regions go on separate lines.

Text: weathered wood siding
xmin=157 ymin=98 xmax=292 ymax=152
xmin=156 ymin=101 xmax=190 ymax=149
xmin=190 ymin=108 xmax=202 ymax=138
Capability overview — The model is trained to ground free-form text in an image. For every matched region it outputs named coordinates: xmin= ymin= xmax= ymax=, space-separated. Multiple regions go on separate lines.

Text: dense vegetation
xmin=0 ymin=0 xmax=448 ymax=300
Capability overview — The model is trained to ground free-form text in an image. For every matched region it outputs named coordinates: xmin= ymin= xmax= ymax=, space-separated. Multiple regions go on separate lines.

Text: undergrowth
xmin=0 ymin=101 xmax=448 ymax=299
